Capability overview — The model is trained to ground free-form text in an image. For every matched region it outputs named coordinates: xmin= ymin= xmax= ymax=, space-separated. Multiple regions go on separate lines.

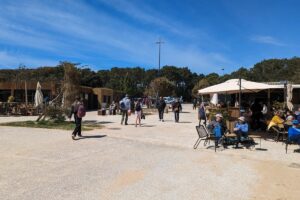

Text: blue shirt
xmin=235 ymin=123 xmax=249 ymax=133
xmin=120 ymin=97 xmax=131 ymax=110
xmin=288 ymin=126 xmax=300 ymax=142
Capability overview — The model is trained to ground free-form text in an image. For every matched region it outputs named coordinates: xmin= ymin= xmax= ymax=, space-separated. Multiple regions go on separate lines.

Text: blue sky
xmin=0 ymin=0 xmax=300 ymax=74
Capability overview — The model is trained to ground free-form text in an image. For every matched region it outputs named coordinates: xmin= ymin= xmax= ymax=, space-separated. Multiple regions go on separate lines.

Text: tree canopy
xmin=0 ymin=57 xmax=299 ymax=101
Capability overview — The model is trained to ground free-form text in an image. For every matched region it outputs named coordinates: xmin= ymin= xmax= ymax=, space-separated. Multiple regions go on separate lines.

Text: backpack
xmin=120 ymin=100 xmax=126 ymax=110
xmin=77 ymin=104 xmax=86 ymax=118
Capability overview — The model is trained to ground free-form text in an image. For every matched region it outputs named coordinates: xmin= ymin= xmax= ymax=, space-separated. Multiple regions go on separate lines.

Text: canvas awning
xmin=198 ymin=79 xmax=273 ymax=95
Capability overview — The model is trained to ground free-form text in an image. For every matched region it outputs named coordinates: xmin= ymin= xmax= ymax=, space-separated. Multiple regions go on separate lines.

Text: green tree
xmin=62 ymin=62 xmax=80 ymax=109
xmin=192 ymin=78 xmax=210 ymax=97
xmin=144 ymin=77 xmax=175 ymax=97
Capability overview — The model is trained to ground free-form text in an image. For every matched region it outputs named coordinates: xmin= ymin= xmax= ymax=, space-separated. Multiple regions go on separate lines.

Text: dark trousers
xmin=158 ymin=109 xmax=164 ymax=120
xmin=234 ymin=130 xmax=248 ymax=147
xmin=174 ymin=111 xmax=180 ymax=122
xmin=72 ymin=116 xmax=82 ymax=136
xmin=251 ymin=113 xmax=261 ymax=130
xmin=121 ymin=110 xmax=128 ymax=125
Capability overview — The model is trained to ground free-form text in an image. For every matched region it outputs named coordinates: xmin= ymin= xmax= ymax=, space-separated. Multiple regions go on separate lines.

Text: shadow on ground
xmin=83 ymin=120 xmax=114 ymax=124
xmin=75 ymin=135 xmax=107 ymax=140
xmin=107 ymin=127 xmax=121 ymax=130
xmin=141 ymin=125 xmax=156 ymax=127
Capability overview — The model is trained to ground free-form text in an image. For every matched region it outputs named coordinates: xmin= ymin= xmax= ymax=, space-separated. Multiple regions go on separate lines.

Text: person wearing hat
xmin=234 ymin=116 xmax=249 ymax=148
xmin=287 ymin=120 xmax=300 ymax=144
xmin=207 ymin=113 xmax=227 ymax=136
xmin=207 ymin=113 xmax=227 ymax=147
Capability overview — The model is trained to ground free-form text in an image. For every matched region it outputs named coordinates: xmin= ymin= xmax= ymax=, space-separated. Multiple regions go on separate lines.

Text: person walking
xmin=198 ymin=103 xmax=207 ymax=126
xmin=172 ymin=98 xmax=182 ymax=123
xmin=192 ymin=98 xmax=197 ymax=110
xmin=69 ymin=96 xmax=80 ymax=121
xmin=135 ymin=99 xmax=143 ymax=127
xmin=157 ymin=97 xmax=166 ymax=122
xmin=119 ymin=94 xmax=131 ymax=125
xmin=72 ymin=98 xmax=86 ymax=140
xmin=250 ymin=99 xmax=263 ymax=130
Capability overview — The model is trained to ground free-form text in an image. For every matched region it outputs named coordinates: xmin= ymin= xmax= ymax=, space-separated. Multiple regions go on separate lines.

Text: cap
xmin=215 ymin=113 xmax=223 ymax=118
xmin=238 ymin=116 xmax=245 ymax=122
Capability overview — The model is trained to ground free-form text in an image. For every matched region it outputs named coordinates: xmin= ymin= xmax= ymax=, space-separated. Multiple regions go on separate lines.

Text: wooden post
xmin=267 ymin=89 xmax=271 ymax=110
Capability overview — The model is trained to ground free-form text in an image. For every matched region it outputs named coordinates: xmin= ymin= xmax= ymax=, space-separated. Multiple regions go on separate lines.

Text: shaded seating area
xmin=194 ymin=124 xmax=255 ymax=152
xmin=0 ymin=102 xmax=39 ymax=116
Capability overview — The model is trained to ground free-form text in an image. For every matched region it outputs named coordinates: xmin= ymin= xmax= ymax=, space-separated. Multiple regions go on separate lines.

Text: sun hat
xmin=215 ymin=113 xmax=223 ymax=118
xmin=238 ymin=116 xmax=245 ymax=122
xmin=292 ymin=120 xmax=299 ymax=125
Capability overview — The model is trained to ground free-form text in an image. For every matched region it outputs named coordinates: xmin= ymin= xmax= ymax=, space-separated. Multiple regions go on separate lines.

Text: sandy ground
xmin=0 ymin=104 xmax=299 ymax=200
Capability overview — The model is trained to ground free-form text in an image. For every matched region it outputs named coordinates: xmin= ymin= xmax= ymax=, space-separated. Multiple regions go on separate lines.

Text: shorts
xmin=135 ymin=111 xmax=142 ymax=118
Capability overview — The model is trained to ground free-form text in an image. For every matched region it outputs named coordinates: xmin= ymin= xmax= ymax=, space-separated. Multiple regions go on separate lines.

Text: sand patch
xmin=252 ymin=160 xmax=300 ymax=200
xmin=103 ymin=169 xmax=146 ymax=199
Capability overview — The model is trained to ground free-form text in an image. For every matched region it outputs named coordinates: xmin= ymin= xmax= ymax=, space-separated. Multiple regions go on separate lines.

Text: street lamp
xmin=156 ymin=38 xmax=164 ymax=76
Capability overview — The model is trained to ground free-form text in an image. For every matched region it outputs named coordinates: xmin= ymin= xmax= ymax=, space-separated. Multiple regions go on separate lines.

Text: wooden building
xmin=0 ymin=81 xmax=121 ymax=110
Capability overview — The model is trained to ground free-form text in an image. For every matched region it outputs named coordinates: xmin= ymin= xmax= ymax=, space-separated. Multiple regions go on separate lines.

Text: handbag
xmin=141 ymin=113 xmax=146 ymax=119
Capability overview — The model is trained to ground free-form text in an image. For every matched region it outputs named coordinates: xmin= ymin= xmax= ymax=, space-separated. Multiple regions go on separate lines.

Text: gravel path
xmin=0 ymin=104 xmax=299 ymax=200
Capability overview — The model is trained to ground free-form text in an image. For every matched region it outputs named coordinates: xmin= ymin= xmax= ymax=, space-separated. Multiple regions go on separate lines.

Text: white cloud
xmin=0 ymin=50 xmax=57 ymax=68
xmin=251 ymin=35 xmax=285 ymax=46
xmin=0 ymin=0 xmax=233 ymax=73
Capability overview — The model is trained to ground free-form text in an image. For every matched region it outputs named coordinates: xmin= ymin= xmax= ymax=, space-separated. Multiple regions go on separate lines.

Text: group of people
xmin=268 ymin=108 xmax=300 ymax=143
xmin=205 ymin=111 xmax=249 ymax=148
xmin=68 ymin=95 xmax=300 ymax=146
xmin=198 ymin=100 xmax=300 ymax=148
xmin=118 ymin=95 xmax=183 ymax=127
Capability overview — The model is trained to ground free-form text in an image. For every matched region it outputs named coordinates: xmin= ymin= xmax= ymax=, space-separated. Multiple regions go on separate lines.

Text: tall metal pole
xmin=156 ymin=38 xmax=164 ymax=76
xmin=239 ymin=77 xmax=242 ymax=115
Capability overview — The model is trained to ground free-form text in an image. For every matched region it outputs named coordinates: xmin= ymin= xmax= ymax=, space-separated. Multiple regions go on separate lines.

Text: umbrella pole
xmin=267 ymin=89 xmax=271 ymax=110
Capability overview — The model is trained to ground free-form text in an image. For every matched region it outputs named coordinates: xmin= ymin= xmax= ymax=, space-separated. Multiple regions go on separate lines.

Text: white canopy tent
xmin=198 ymin=79 xmax=275 ymax=95
xmin=198 ymin=79 xmax=300 ymax=111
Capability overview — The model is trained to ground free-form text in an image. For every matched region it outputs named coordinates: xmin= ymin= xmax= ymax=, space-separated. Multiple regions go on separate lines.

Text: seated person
xmin=295 ymin=109 xmax=300 ymax=122
xmin=288 ymin=120 xmax=300 ymax=144
xmin=109 ymin=101 xmax=117 ymax=115
xmin=234 ymin=116 xmax=249 ymax=147
xmin=268 ymin=111 xmax=285 ymax=130
xmin=285 ymin=111 xmax=294 ymax=126
xmin=207 ymin=113 xmax=227 ymax=138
